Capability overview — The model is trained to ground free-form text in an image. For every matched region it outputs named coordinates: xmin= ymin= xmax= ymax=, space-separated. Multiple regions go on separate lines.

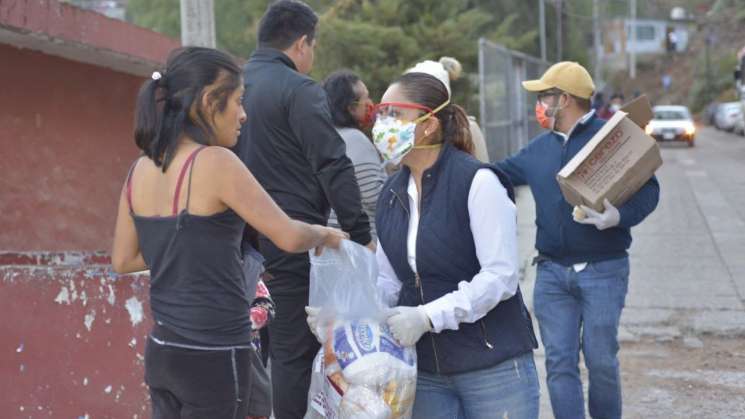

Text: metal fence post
xmin=478 ymin=40 xmax=550 ymax=161
xmin=479 ymin=37 xmax=487 ymax=152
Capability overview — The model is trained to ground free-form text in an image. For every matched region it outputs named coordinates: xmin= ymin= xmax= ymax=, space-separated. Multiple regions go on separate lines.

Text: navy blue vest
xmin=376 ymin=144 xmax=537 ymax=374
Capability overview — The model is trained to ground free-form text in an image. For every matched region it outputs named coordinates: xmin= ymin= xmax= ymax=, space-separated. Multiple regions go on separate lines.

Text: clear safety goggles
xmin=373 ymin=100 xmax=449 ymax=123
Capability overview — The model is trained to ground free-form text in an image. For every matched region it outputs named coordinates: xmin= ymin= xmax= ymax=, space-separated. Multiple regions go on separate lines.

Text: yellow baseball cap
xmin=522 ymin=62 xmax=595 ymax=99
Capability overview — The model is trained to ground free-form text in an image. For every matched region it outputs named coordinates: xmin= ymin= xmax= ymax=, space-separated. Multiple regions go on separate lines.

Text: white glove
xmin=575 ymin=198 xmax=620 ymax=230
xmin=305 ymin=306 xmax=324 ymax=343
xmin=386 ymin=306 xmax=432 ymax=347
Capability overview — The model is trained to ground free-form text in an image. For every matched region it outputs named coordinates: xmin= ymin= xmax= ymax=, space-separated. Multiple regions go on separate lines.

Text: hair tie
xmin=151 ymin=71 xmax=162 ymax=81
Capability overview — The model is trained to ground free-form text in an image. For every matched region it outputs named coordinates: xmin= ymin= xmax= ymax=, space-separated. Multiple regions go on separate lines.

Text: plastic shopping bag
xmin=304 ymin=240 xmax=416 ymax=419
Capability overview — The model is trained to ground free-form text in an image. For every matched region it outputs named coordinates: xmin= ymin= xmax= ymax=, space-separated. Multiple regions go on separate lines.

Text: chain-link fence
xmin=478 ymin=39 xmax=550 ymax=162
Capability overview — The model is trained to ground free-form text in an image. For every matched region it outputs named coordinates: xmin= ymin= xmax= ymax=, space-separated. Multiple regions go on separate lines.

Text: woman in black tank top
xmin=111 ymin=47 xmax=346 ymax=419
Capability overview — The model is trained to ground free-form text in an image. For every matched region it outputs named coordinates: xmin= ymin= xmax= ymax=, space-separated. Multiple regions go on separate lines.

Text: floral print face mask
xmin=372 ymin=116 xmax=418 ymax=164
xmin=371 ymin=100 xmax=449 ymax=164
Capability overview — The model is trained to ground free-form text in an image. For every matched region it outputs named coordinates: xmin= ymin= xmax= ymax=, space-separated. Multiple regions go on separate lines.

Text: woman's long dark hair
xmin=134 ymin=47 xmax=242 ymax=171
xmin=395 ymin=72 xmax=474 ymax=156
xmin=322 ymin=70 xmax=361 ymax=129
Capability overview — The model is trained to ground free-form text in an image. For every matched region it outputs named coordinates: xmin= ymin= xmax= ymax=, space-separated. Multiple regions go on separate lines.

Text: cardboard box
xmin=557 ymin=95 xmax=663 ymax=212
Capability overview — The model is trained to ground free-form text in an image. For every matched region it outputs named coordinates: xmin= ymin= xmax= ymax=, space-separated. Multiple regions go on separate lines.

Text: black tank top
xmin=126 ymin=147 xmax=251 ymax=346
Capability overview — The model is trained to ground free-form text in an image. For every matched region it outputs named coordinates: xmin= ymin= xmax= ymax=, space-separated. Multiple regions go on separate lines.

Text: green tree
xmin=126 ymin=0 xmax=180 ymax=39
xmin=311 ymin=0 xmax=544 ymax=111
xmin=126 ymin=1 xmax=594 ymax=111
xmin=126 ymin=0 xmax=269 ymax=56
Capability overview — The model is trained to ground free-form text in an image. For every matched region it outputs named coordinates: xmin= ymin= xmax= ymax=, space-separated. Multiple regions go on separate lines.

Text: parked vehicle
xmin=734 ymin=46 xmax=745 ymax=130
xmin=645 ymin=105 xmax=696 ymax=147
xmin=714 ymin=102 xmax=742 ymax=132
xmin=704 ymin=102 xmax=720 ymax=126
xmin=734 ymin=112 xmax=745 ymax=136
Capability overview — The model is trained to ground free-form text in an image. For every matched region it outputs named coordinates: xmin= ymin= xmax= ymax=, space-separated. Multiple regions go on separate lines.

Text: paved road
xmin=623 ymin=126 xmax=745 ymax=338
xmin=514 ymin=126 xmax=745 ymax=418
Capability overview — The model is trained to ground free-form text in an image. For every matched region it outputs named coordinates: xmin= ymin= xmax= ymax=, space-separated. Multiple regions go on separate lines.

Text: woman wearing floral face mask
xmin=322 ymin=70 xmax=385 ymax=241
xmin=372 ymin=72 xmax=540 ymax=418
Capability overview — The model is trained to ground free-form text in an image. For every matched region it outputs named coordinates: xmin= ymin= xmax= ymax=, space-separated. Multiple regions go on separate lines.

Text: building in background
xmin=62 ymin=0 xmax=129 ymax=21
xmin=603 ymin=17 xmax=692 ymax=72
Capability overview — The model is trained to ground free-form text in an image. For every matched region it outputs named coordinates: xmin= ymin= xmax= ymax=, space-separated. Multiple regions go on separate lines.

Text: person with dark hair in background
xmin=591 ymin=92 xmax=605 ymax=111
xmin=322 ymin=70 xmax=385 ymax=240
xmin=373 ymin=72 xmax=540 ymax=418
xmin=608 ymin=92 xmax=625 ymax=113
xmin=111 ymin=46 xmax=345 ymax=419
xmin=497 ymin=62 xmax=659 ymax=419
xmin=233 ymin=1 xmax=372 ymax=417
xmin=598 ymin=92 xmax=624 ymax=119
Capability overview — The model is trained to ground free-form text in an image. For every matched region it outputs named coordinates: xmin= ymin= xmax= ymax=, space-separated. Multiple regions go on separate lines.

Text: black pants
xmin=260 ymin=238 xmax=321 ymax=419
xmin=267 ymin=290 xmax=321 ymax=419
xmin=145 ymin=336 xmax=253 ymax=419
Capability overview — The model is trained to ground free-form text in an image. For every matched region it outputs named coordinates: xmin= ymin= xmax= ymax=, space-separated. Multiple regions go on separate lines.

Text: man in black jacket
xmin=234 ymin=1 xmax=372 ymax=417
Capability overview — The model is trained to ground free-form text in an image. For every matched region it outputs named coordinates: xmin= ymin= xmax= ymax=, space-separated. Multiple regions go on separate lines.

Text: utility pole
xmin=556 ymin=0 xmax=563 ymax=61
xmin=539 ymin=0 xmax=547 ymax=62
xmin=629 ymin=0 xmax=637 ymax=79
xmin=705 ymin=25 xmax=713 ymax=102
xmin=180 ymin=0 xmax=216 ymax=48
xmin=593 ymin=0 xmax=603 ymax=85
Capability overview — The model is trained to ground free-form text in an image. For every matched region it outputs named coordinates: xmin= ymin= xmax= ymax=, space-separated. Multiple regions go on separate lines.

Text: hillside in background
xmin=606 ymin=1 xmax=745 ymax=115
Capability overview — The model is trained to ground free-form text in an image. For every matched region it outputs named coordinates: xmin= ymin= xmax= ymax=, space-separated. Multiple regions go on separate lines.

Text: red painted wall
xmin=0 ymin=43 xmax=144 ymax=251
xmin=0 ymin=252 xmax=152 ymax=417
xmin=0 ymin=0 xmax=177 ymax=65
xmin=0 ymin=46 xmax=155 ymax=415
xmin=1 ymin=2 xmax=180 ymax=416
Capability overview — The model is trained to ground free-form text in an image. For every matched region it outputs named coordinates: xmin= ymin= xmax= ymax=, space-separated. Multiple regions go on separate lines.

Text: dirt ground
xmin=619 ymin=336 xmax=745 ymax=418
xmin=536 ymin=336 xmax=745 ymax=418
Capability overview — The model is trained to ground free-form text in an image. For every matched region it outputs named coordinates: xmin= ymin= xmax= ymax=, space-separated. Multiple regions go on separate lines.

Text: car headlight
xmin=685 ymin=123 xmax=695 ymax=135
xmin=645 ymin=124 xmax=654 ymax=135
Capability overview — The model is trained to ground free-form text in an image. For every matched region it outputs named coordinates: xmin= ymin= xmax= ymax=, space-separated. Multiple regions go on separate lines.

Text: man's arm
xmin=288 ymin=80 xmax=371 ymax=245
xmin=618 ymin=176 xmax=660 ymax=228
xmin=494 ymin=142 xmax=533 ymax=187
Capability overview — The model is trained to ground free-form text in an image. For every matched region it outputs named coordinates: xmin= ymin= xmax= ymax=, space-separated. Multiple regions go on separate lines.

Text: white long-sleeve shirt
xmin=376 ymin=169 xmax=519 ymax=333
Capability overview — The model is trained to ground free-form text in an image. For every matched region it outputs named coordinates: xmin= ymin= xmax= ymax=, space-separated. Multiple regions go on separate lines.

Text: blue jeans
xmin=534 ymin=257 xmax=629 ymax=419
xmin=412 ymin=352 xmax=539 ymax=419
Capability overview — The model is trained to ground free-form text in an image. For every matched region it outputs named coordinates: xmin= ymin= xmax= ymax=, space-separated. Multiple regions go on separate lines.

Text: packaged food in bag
xmin=338 ymin=385 xmax=391 ymax=419
xmin=304 ymin=241 xmax=416 ymax=419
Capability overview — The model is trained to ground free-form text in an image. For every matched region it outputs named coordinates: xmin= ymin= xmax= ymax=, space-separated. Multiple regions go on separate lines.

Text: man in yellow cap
xmin=496 ymin=62 xmax=660 ymax=419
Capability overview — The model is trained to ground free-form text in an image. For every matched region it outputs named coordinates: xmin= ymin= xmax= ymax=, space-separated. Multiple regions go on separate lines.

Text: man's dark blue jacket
xmin=496 ymin=112 xmax=660 ymax=266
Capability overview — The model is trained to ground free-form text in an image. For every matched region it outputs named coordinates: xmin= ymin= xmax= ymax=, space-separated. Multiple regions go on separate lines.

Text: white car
xmin=714 ymin=102 xmax=742 ymax=132
xmin=645 ymin=105 xmax=696 ymax=147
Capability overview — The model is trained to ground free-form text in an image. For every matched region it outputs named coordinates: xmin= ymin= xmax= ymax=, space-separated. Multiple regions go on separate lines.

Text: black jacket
xmin=235 ymin=49 xmax=371 ymax=259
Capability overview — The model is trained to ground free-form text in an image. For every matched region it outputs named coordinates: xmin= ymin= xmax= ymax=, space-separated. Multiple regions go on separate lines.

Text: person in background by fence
xmin=111 ymin=46 xmax=346 ymax=419
xmin=597 ymin=92 xmax=624 ymax=119
xmin=322 ymin=70 xmax=386 ymax=241
xmin=406 ymin=57 xmax=491 ymax=163
xmin=496 ymin=62 xmax=659 ymax=419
